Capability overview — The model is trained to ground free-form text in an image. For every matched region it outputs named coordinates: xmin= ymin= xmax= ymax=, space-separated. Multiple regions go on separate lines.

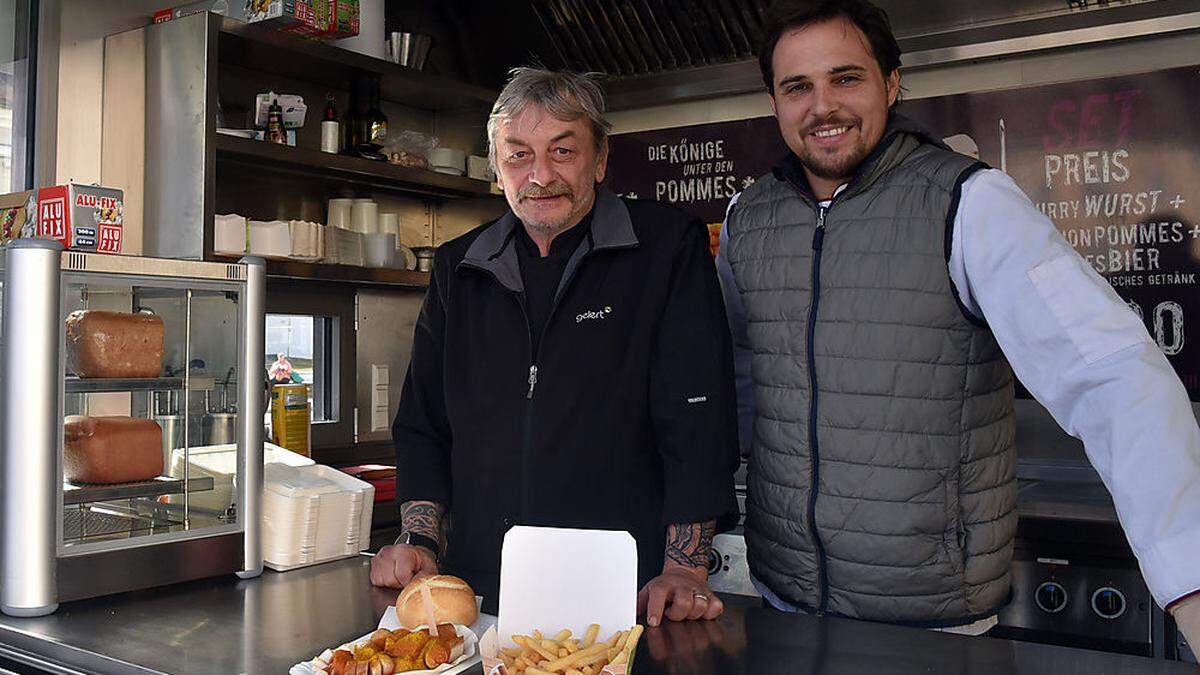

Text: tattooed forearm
xmin=400 ymin=500 xmax=445 ymax=544
xmin=664 ymin=521 xmax=716 ymax=569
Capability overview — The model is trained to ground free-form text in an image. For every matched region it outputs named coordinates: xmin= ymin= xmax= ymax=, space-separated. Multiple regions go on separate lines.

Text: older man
xmin=371 ymin=68 xmax=739 ymax=626
xmin=718 ymin=0 xmax=1200 ymax=643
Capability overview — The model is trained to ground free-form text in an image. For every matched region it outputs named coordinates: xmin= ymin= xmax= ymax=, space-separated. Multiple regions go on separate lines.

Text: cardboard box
xmin=253 ymin=93 xmax=307 ymax=129
xmin=0 ymin=190 xmax=34 ymax=246
xmin=480 ymin=527 xmax=641 ymax=675
xmin=152 ymin=0 xmax=249 ymax=24
xmin=245 ymin=0 xmax=359 ymax=40
xmin=0 ymin=184 xmax=125 ymax=254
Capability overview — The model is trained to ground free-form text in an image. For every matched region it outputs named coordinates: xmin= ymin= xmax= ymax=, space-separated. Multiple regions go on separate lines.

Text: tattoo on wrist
xmin=401 ymin=500 xmax=445 ymax=545
xmin=665 ymin=521 xmax=716 ymax=569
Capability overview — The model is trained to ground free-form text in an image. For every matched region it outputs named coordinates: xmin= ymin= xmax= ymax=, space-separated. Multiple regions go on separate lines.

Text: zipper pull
xmin=526 ymin=365 xmax=539 ymax=399
xmin=813 ymin=207 xmax=827 ymax=251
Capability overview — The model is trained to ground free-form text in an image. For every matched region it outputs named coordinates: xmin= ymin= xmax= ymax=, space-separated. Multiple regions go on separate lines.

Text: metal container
xmin=413 ymin=246 xmax=435 ymax=273
xmin=203 ymin=412 xmax=238 ymax=445
xmin=388 ymin=32 xmax=432 ymax=70
xmin=154 ymin=414 xmax=185 ymax=473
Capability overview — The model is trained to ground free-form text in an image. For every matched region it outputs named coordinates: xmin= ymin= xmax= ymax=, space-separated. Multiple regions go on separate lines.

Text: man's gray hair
xmin=487 ymin=67 xmax=613 ymax=171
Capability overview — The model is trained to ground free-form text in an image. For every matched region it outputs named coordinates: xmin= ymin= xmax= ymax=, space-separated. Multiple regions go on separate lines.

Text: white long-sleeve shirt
xmin=716 ymin=168 xmax=1200 ymax=609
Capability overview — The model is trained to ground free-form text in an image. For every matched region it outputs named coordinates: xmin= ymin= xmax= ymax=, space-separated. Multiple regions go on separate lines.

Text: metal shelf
xmin=211 ymin=255 xmax=431 ymax=289
xmin=215 ymin=16 xmax=497 ymax=113
xmin=63 ymin=475 xmax=216 ymax=506
xmin=65 ymin=375 xmax=216 ymax=394
xmin=214 ymin=134 xmax=498 ymax=200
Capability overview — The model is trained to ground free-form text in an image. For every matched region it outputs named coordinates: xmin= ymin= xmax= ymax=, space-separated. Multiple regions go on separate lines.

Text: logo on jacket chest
xmin=576 ymin=305 xmax=613 ymax=324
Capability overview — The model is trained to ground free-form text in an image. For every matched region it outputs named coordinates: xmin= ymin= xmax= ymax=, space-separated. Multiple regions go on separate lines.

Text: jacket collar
xmin=458 ymin=186 xmax=637 ymax=293
xmin=771 ymin=112 xmax=949 ymax=204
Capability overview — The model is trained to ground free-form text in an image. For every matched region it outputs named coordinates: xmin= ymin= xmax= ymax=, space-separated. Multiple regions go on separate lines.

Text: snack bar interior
xmin=1 ymin=0 xmax=1199 ymax=673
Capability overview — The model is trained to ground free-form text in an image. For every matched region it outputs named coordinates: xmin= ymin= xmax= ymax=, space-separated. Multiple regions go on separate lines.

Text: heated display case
xmin=0 ymin=240 xmax=265 ymax=616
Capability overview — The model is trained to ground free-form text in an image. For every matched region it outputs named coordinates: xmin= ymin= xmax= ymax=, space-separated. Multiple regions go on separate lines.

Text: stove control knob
xmin=1091 ymin=587 xmax=1126 ymax=620
xmin=1035 ymin=581 xmax=1068 ymax=614
xmin=706 ymin=549 xmax=723 ymax=576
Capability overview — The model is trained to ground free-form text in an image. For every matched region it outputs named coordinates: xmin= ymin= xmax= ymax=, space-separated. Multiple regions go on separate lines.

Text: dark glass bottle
xmin=266 ymin=98 xmax=286 ymax=144
xmin=362 ymin=77 xmax=388 ymax=152
xmin=342 ymin=80 xmax=364 ymax=156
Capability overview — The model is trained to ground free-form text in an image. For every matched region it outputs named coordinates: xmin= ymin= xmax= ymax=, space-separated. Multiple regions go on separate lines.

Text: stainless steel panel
xmin=0 ymin=555 xmax=385 ymax=675
xmin=1000 ymin=555 xmax=1152 ymax=646
xmin=237 ymin=257 xmax=265 ymax=579
xmin=602 ymin=3 xmax=1200 ymax=110
xmin=0 ymin=240 xmax=63 ymax=617
xmin=707 ymin=532 xmax=759 ymax=598
xmin=2 ymin=555 xmax=1198 ymax=675
xmin=879 ymin=0 xmax=1160 ymax=39
xmin=902 ymin=11 xmax=1200 ymax=68
xmin=55 ymin=532 xmax=243 ymax=603
xmin=144 ymin=12 xmax=216 ymax=260
xmin=355 ymin=290 xmax=424 ymax=444
xmin=63 ymin=252 xmax=246 ymax=281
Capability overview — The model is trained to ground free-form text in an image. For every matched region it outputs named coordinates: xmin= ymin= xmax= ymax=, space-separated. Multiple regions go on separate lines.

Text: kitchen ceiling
xmin=411 ymin=0 xmax=1189 ymax=98
xmin=529 ymin=0 xmax=770 ymax=76
xmin=523 ymin=0 xmax=1168 ymax=78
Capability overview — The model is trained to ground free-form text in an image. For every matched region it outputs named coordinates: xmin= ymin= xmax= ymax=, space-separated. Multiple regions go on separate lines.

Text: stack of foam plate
xmin=261 ymin=463 xmax=375 ymax=572
xmin=167 ymin=442 xmax=314 ymax=512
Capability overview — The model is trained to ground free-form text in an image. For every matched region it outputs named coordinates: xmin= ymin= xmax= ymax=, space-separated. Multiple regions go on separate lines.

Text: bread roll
xmin=63 ymin=416 xmax=163 ymax=484
xmin=65 ymin=310 xmax=164 ymax=379
xmin=395 ymin=575 xmax=478 ymax=629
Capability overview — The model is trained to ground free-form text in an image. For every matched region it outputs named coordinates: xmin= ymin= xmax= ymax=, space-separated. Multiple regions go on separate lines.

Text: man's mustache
xmin=803 ymin=116 xmax=859 ymax=135
xmin=518 ymin=184 xmax=572 ymax=201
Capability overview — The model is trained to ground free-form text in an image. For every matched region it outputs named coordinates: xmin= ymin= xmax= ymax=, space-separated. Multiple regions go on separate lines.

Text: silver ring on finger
xmin=693 ymin=592 xmax=709 ymax=602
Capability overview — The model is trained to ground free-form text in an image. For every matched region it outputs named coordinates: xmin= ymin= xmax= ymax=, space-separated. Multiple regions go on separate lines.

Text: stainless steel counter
xmin=0 ymin=555 xmax=1194 ymax=674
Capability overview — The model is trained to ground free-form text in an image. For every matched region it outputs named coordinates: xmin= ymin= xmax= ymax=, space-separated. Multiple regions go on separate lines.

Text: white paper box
xmin=214 ymin=213 xmax=247 ymax=254
xmin=481 ymin=527 xmax=640 ymax=675
xmin=248 ymin=219 xmax=292 ymax=258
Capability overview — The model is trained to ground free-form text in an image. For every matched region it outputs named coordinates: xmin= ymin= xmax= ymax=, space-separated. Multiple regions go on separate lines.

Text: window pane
xmin=0 ymin=0 xmax=33 ymax=191
xmin=265 ymin=313 xmax=336 ymax=424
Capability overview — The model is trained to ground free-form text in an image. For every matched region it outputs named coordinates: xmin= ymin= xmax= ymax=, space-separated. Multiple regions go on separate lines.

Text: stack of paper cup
xmin=364 ymin=233 xmax=396 ymax=268
xmin=350 ymin=198 xmax=378 ymax=234
xmin=379 ymin=212 xmax=399 ymax=240
xmin=327 ymin=198 xmax=353 ymax=229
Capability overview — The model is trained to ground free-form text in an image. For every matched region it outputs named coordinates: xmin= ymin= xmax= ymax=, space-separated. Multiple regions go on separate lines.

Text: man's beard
xmin=517 ymin=182 xmax=587 ymax=234
xmin=798 ymin=137 xmax=871 ymax=181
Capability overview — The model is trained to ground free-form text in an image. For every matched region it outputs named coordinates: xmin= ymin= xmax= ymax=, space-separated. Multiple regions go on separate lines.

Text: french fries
xmin=498 ymin=624 xmax=642 ymax=674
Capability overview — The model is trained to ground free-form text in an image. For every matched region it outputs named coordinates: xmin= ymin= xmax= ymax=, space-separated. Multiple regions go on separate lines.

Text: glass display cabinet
xmin=0 ymin=240 xmax=265 ymax=616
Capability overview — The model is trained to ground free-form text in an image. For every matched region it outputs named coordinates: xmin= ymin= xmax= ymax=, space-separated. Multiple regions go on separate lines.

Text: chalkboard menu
xmin=606 ymin=66 xmax=1200 ymax=398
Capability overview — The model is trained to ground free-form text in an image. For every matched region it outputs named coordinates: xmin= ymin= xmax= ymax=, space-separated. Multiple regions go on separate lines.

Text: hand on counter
xmin=1171 ymin=593 xmax=1200 ymax=652
xmin=639 ymin=521 xmax=724 ymax=626
xmin=369 ymin=544 xmax=438 ymax=588
xmin=638 ymin=563 xmax=725 ymax=627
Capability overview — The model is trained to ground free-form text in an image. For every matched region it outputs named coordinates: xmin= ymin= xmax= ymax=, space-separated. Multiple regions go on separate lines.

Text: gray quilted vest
xmin=726 ymin=125 xmax=1017 ymax=624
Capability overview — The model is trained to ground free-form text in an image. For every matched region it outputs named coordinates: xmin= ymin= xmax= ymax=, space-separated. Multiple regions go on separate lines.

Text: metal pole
xmin=183 ymin=288 xmax=192 ymax=528
xmin=1 ymin=239 xmax=62 ymax=616
xmin=236 ymin=257 xmax=264 ymax=579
